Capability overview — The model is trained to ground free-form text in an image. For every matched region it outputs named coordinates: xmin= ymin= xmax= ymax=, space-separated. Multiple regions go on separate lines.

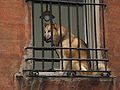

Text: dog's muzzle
xmin=43 ymin=36 xmax=51 ymax=43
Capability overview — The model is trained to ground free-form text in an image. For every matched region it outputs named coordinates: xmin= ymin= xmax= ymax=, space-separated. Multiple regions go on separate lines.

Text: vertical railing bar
xmin=87 ymin=0 xmax=91 ymax=71
xmin=50 ymin=2 xmax=54 ymax=70
xmin=91 ymin=0 xmax=95 ymax=70
xmin=102 ymin=0 xmax=107 ymax=71
xmin=58 ymin=2 xmax=64 ymax=71
xmin=85 ymin=0 xmax=90 ymax=71
xmin=93 ymin=0 xmax=98 ymax=70
xmin=90 ymin=0 xmax=95 ymax=70
xmin=41 ymin=1 xmax=44 ymax=70
xmin=76 ymin=4 xmax=81 ymax=70
xmin=32 ymin=1 xmax=35 ymax=70
xmin=102 ymin=0 xmax=106 ymax=48
xmin=85 ymin=0 xmax=89 ymax=47
xmin=105 ymin=51 xmax=108 ymax=71
xmin=68 ymin=2 xmax=72 ymax=70
xmin=90 ymin=0 xmax=94 ymax=71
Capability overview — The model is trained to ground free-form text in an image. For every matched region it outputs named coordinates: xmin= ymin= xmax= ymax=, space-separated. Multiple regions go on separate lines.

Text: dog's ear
xmin=44 ymin=23 xmax=48 ymax=27
xmin=53 ymin=24 xmax=59 ymax=30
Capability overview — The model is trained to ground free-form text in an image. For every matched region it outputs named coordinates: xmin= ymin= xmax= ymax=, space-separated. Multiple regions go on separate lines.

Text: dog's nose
xmin=43 ymin=36 xmax=46 ymax=41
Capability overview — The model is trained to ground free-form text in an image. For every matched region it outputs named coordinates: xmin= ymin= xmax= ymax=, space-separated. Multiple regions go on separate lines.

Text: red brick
xmin=0 ymin=0 xmax=119 ymax=90
xmin=0 ymin=0 xmax=31 ymax=90
xmin=105 ymin=0 xmax=120 ymax=75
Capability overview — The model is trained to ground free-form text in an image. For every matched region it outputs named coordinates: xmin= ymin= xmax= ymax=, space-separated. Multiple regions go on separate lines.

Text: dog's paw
xmin=66 ymin=71 xmax=76 ymax=76
xmin=101 ymin=72 xmax=111 ymax=77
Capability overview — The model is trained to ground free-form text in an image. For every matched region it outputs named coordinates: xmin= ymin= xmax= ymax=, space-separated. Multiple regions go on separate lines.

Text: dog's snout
xmin=43 ymin=34 xmax=51 ymax=43
xmin=43 ymin=36 xmax=46 ymax=41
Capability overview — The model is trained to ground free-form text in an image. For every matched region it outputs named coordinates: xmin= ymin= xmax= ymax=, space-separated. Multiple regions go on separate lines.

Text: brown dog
xmin=44 ymin=24 xmax=107 ymax=76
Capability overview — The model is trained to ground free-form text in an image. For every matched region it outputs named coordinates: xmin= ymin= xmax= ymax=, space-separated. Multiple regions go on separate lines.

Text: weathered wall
xmin=17 ymin=77 xmax=114 ymax=90
xmin=0 ymin=0 xmax=31 ymax=90
xmin=105 ymin=0 xmax=120 ymax=90
xmin=105 ymin=0 xmax=120 ymax=76
xmin=0 ymin=0 xmax=120 ymax=90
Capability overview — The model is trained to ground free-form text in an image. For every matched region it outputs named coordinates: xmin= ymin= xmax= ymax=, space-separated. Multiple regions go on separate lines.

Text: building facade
xmin=0 ymin=0 xmax=120 ymax=90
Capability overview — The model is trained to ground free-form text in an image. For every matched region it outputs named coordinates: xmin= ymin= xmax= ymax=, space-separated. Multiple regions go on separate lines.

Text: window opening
xmin=24 ymin=0 xmax=111 ymax=77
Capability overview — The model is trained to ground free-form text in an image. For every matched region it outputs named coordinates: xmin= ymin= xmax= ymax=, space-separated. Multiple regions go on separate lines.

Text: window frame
xmin=24 ymin=0 xmax=111 ymax=77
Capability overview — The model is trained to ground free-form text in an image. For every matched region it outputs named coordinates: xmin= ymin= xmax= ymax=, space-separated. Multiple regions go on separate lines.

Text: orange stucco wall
xmin=105 ymin=0 xmax=120 ymax=76
xmin=0 ymin=0 xmax=31 ymax=89
xmin=0 ymin=0 xmax=120 ymax=90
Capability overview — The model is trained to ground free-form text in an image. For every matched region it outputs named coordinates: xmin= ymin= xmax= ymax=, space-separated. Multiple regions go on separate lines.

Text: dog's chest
xmin=56 ymin=49 xmax=62 ymax=58
xmin=56 ymin=39 xmax=70 ymax=58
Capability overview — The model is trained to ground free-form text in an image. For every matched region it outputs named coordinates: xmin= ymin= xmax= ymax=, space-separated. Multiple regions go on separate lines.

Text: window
xmin=24 ymin=0 xmax=111 ymax=77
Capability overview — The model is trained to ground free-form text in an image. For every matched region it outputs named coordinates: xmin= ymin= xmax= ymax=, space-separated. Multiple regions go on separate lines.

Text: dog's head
xmin=44 ymin=24 xmax=67 ymax=45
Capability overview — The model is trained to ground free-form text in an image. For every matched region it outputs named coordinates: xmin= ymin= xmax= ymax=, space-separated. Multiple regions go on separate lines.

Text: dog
xmin=43 ymin=24 xmax=109 ymax=76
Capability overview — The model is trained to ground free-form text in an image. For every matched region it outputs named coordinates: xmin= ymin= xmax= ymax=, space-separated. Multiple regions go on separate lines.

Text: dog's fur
xmin=44 ymin=24 xmax=107 ymax=76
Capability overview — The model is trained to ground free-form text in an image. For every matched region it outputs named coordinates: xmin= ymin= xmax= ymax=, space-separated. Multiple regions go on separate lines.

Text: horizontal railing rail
xmin=25 ymin=46 xmax=108 ymax=51
xmin=25 ymin=58 xmax=109 ymax=62
xmin=25 ymin=0 xmax=107 ymax=7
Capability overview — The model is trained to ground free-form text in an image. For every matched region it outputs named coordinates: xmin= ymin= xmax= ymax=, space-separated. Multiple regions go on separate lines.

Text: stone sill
xmin=16 ymin=75 xmax=115 ymax=90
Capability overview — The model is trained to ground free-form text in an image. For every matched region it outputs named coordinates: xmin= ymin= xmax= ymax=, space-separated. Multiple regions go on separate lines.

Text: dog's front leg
xmin=59 ymin=57 xmax=70 ymax=75
xmin=55 ymin=50 xmax=65 ymax=75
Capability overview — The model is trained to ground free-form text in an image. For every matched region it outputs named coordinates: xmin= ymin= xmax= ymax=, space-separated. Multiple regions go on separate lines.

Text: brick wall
xmin=0 ymin=0 xmax=31 ymax=90
xmin=0 ymin=0 xmax=120 ymax=90
xmin=105 ymin=0 xmax=120 ymax=89
xmin=105 ymin=0 xmax=120 ymax=76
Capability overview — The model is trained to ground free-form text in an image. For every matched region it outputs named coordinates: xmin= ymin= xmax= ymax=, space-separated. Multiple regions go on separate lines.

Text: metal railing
xmin=25 ymin=0 xmax=111 ymax=77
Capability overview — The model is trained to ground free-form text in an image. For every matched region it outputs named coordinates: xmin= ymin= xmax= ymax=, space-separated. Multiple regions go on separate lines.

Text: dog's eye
xmin=48 ymin=30 xmax=51 ymax=32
